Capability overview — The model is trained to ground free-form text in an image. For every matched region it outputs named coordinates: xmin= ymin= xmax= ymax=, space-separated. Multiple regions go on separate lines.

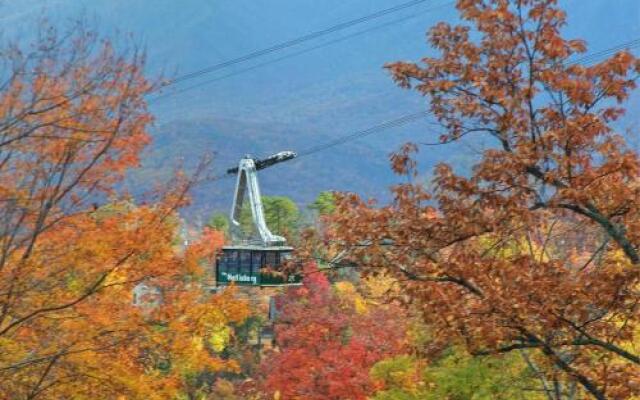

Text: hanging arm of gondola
xmin=226 ymin=151 xmax=296 ymax=175
xmin=226 ymin=151 xmax=297 ymax=246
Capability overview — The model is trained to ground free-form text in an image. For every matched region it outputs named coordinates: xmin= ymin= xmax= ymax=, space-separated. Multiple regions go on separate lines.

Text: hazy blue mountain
xmin=2 ymin=0 xmax=640 ymax=220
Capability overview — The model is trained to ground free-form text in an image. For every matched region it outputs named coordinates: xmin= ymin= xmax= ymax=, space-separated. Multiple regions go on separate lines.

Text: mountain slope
xmin=3 ymin=0 xmax=640 ymax=219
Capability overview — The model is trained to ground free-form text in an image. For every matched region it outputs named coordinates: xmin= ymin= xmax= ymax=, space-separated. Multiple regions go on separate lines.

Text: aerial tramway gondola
xmin=215 ymin=151 xmax=302 ymax=287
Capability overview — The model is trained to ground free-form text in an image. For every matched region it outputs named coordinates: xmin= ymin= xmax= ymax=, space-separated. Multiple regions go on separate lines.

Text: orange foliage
xmin=0 ymin=23 xmax=248 ymax=399
xmin=331 ymin=1 xmax=640 ymax=399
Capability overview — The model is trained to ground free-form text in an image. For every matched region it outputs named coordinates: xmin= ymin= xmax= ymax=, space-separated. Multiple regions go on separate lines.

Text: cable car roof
xmin=221 ymin=244 xmax=294 ymax=251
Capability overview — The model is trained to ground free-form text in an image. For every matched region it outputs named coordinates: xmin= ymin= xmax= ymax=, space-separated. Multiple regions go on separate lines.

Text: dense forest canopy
xmin=1 ymin=0 xmax=640 ymax=399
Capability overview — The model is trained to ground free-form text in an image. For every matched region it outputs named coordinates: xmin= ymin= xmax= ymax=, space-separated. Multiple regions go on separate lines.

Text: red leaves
xmin=390 ymin=142 xmax=418 ymax=175
xmin=258 ymin=266 xmax=407 ymax=400
xmin=332 ymin=0 xmax=640 ymax=397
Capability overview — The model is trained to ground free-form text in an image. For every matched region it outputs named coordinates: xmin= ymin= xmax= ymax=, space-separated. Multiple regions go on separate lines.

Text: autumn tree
xmin=208 ymin=212 xmax=230 ymax=234
xmin=0 ymin=22 xmax=248 ymax=399
xmin=256 ymin=267 xmax=407 ymax=400
xmin=370 ymin=351 xmax=549 ymax=400
xmin=309 ymin=191 xmax=337 ymax=216
xmin=238 ymin=195 xmax=300 ymax=239
xmin=329 ymin=0 xmax=640 ymax=398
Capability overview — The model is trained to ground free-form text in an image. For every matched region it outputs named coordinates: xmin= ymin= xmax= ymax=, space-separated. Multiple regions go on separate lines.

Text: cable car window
xmin=220 ymin=250 xmax=238 ymax=276
xmin=224 ymin=251 xmax=238 ymax=265
xmin=265 ymin=252 xmax=277 ymax=267
xmin=239 ymin=251 xmax=251 ymax=264
xmin=252 ymin=252 xmax=263 ymax=269
xmin=240 ymin=251 xmax=252 ymax=274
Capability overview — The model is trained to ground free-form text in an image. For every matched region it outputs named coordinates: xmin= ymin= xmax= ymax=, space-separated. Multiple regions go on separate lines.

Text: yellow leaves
xmin=65 ymin=272 xmax=84 ymax=294
xmin=334 ymin=281 xmax=369 ymax=314
xmin=601 ymin=248 xmax=634 ymax=274
xmin=334 ymin=281 xmax=356 ymax=296
xmin=0 ymin=198 xmax=250 ymax=398
xmin=476 ymin=233 xmax=547 ymax=262
xmin=208 ymin=325 xmax=232 ymax=353
xmin=192 ymin=335 xmax=204 ymax=351
xmin=370 ymin=355 xmax=420 ymax=395
xmin=0 ymin=337 xmax=30 ymax=370
xmin=103 ymin=266 xmax=129 ymax=287
xmin=361 ymin=273 xmax=399 ymax=300
xmin=354 ymin=297 xmax=368 ymax=314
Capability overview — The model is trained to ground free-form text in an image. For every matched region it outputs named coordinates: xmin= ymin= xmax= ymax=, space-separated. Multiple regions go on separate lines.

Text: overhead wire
xmin=296 ymin=110 xmax=430 ymax=158
xmin=149 ymin=2 xmax=453 ymax=104
xmin=570 ymin=37 xmax=640 ymax=66
xmin=205 ymin=37 xmax=640 ymax=181
xmin=287 ymin=39 xmax=640 ymax=162
xmin=159 ymin=20 xmax=640 ymax=175
xmin=153 ymin=34 xmax=640 ymax=104
xmin=160 ymin=0 xmax=444 ymax=89
xmin=204 ymin=110 xmax=432 ymax=181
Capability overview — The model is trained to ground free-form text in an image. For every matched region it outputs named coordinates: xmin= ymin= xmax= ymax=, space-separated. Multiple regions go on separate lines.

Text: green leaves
xmin=238 ymin=195 xmax=300 ymax=239
xmin=309 ymin=191 xmax=337 ymax=216
xmin=370 ymin=351 xmax=543 ymax=400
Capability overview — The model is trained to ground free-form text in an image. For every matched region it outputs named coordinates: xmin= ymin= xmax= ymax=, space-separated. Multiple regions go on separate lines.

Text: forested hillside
xmin=2 ymin=1 xmax=640 ymax=399
xmin=3 ymin=0 xmax=640 ymax=218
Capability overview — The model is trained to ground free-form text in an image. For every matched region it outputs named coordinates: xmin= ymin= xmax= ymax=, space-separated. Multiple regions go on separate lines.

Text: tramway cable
xmin=198 ymin=38 xmax=640 ymax=184
xmin=163 ymin=0 xmax=445 ymax=88
xmin=149 ymin=2 xmax=452 ymax=104
xmin=291 ymin=40 xmax=640 ymax=160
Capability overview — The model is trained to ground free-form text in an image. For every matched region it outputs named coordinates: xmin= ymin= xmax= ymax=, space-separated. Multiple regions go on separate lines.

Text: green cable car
xmin=215 ymin=152 xmax=302 ymax=287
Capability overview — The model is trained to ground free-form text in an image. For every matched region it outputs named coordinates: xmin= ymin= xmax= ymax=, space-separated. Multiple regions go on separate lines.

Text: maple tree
xmin=329 ymin=0 xmax=640 ymax=398
xmin=370 ymin=351 xmax=549 ymax=400
xmin=0 ymin=22 xmax=248 ymax=399
xmin=256 ymin=267 xmax=407 ymax=400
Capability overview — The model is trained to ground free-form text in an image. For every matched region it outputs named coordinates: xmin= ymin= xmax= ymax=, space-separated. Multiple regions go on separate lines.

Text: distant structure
xmin=132 ymin=282 xmax=162 ymax=309
xmin=215 ymin=151 xmax=301 ymax=287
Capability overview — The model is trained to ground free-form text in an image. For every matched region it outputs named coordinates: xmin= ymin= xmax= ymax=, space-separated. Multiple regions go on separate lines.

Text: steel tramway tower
xmin=215 ymin=151 xmax=302 ymax=287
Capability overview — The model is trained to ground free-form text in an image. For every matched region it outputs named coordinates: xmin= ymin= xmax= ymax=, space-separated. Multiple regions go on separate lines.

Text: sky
xmin=2 ymin=0 xmax=640 ymax=216
xmin=3 ymin=0 xmax=638 ymax=128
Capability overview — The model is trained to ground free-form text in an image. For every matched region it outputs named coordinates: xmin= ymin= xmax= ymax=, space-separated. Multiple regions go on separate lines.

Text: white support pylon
xmin=229 ymin=156 xmax=286 ymax=246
